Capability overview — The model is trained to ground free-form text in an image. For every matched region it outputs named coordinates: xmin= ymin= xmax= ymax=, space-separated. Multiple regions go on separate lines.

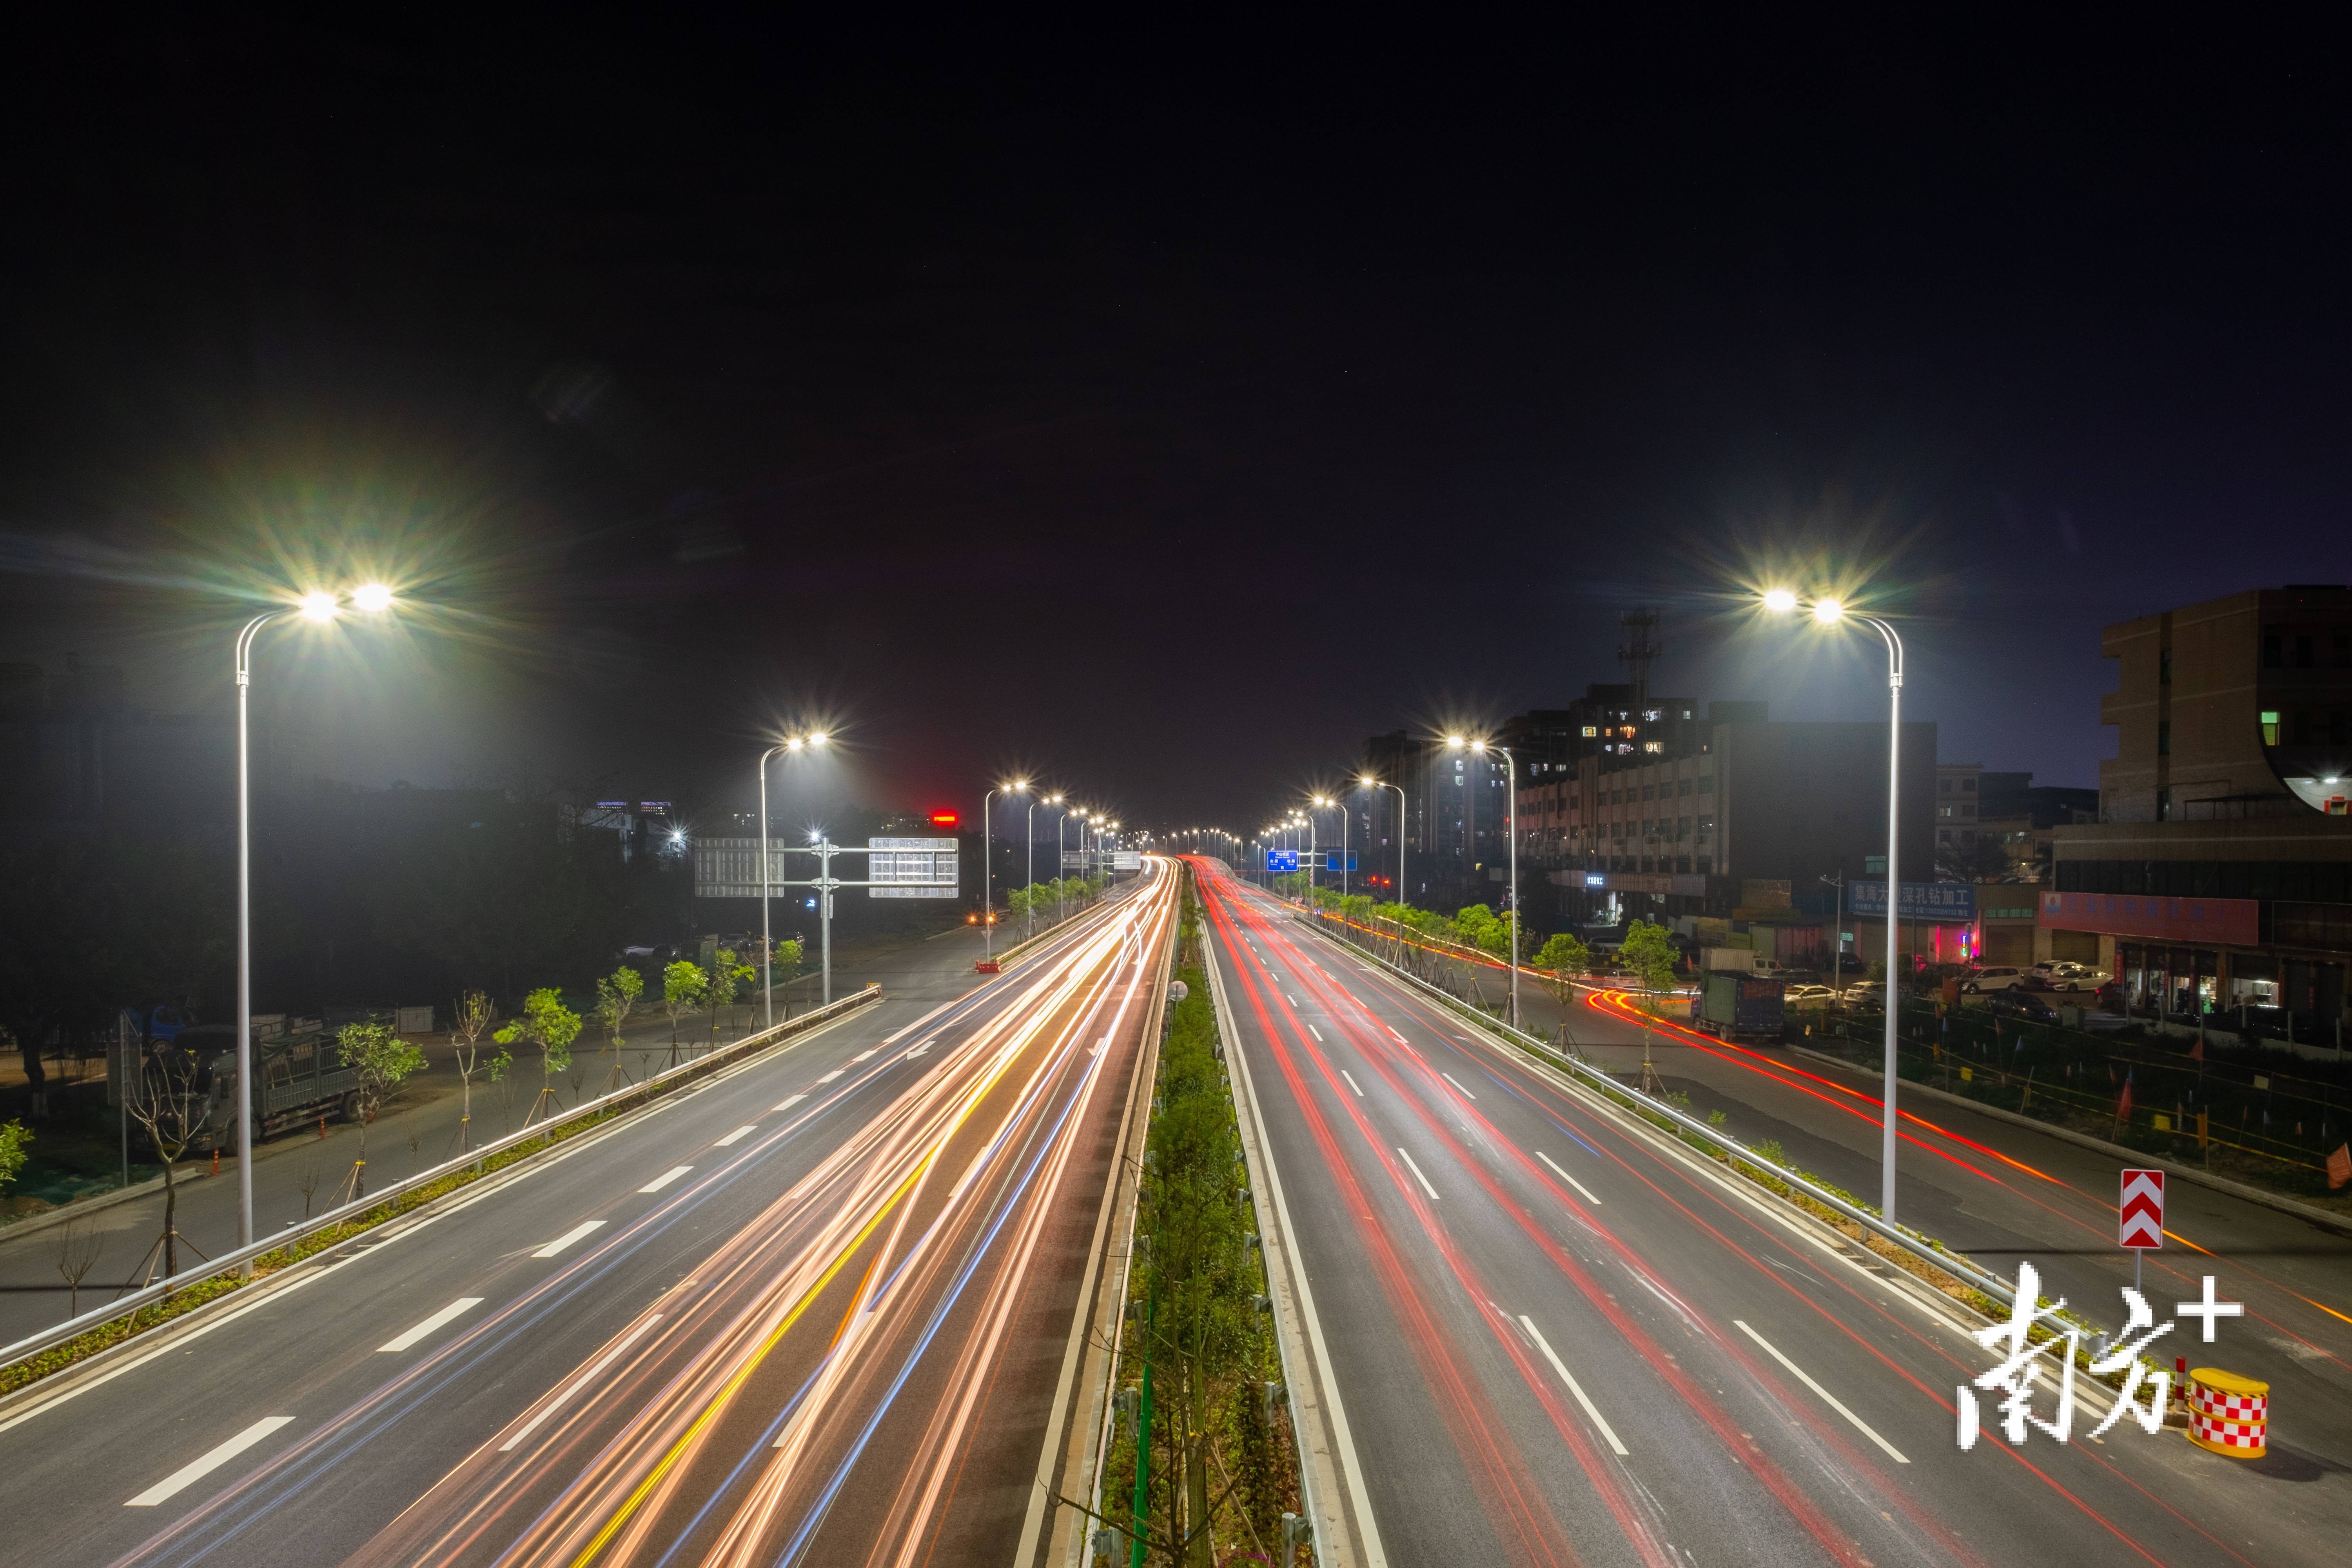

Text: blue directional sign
xmin=1266 ymin=849 xmax=1300 ymax=872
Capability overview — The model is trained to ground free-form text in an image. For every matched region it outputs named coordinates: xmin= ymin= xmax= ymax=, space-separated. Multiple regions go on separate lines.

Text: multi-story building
xmin=1971 ymin=771 xmax=2100 ymax=883
xmin=1934 ymin=761 xmax=1982 ymax=870
xmin=2047 ymin=585 xmax=2352 ymax=1041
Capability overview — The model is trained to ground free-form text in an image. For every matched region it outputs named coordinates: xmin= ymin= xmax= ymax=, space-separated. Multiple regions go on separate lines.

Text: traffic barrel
xmin=2186 ymin=1368 xmax=2268 ymax=1458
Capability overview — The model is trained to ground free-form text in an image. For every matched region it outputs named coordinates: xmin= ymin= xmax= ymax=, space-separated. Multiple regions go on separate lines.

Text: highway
xmin=0 ymin=864 xmax=1175 ymax=1568
xmin=1197 ymin=860 xmax=2345 ymax=1568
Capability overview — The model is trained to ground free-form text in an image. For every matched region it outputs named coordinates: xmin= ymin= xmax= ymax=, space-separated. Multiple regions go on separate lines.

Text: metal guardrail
xmin=1299 ymin=907 xmax=2023 ymax=1312
xmin=0 ymin=984 xmax=884 ymax=1377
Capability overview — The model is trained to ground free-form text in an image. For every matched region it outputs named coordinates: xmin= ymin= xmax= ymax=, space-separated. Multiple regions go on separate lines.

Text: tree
xmin=448 ymin=990 xmax=499 ymax=1154
xmin=122 ymin=1039 xmax=210 ymax=1279
xmin=661 ymin=960 xmax=708 ymax=1065
xmin=704 ymin=947 xmax=751 ymax=1047
xmin=0 ymin=1118 xmax=28 ymax=1194
xmin=771 ymin=939 xmax=804 ymax=1017
xmin=337 ymin=1020 xmax=428 ymax=1198
xmin=53 ymin=1218 xmax=102 ymax=1318
xmin=495 ymin=988 xmax=582 ymax=1123
xmin=1533 ymin=932 xmax=1591 ymax=1005
xmin=1935 ymin=834 xmax=2011 ymax=883
xmin=593 ymin=967 xmax=643 ymax=1086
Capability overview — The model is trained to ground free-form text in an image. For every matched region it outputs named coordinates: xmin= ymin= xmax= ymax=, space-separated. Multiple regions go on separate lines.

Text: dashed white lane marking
xmin=378 ymin=1297 xmax=485 ymax=1353
xmin=1441 ymin=1072 xmax=1477 ymax=1100
xmin=816 ymin=1069 xmax=844 ymax=1083
xmin=1519 ymin=1316 xmax=1629 ymax=1455
xmin=1734 ymin=1320 xmax=1910 ymax=1463
xmin=1535 ymin=1150 xmax=1603 ymax=1205
xmin=532 ymin=1221 xmax=607 ymax=1258
xmin=714 ymin=1125 xmax=757 ymax=1147
xmin=1340 ymin=1070 xmax=1365 ymax=1097
xmin=1396 ymin=1148 xmax=1440 ymax=1201
xmin=499 ymin=1315 xmax=665 ymax=1452
xmin=1290 ymin=994 xmax=1303 ymax=1007
xmin=773 ymin=1094 xmax=806 ymax=1112
xmin=639 ymin=1166 xmax=693 ymax=1194
xmin=1388 ymin=1028 xmax=1407 ymax=1044
xmin=126 ymin=1416 xmax=296 ymax=1506
xmin=1307 ymin=1024 xmax=1324 ymax=1041
xmin=849 ymin=1048 xmax=879 ymax=1063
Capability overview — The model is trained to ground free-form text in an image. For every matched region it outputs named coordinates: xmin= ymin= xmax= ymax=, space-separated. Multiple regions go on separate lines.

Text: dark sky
xmin=4 ymin=16 xmax=2350 ymax=834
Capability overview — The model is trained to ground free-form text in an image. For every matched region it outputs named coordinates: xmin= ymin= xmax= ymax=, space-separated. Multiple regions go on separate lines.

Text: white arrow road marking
xmin=499 ymin=1315 xmax=664 ymax=1452
xmin=638 ymin=1166 xmax=693 ymax=1194
xmin=773 ymin=1094 xmax=806 ymax=1112
xmin=1519 ymin=1317 xmax=1628 ymax=1455
xmin=1734 ymin=1319 xmax=1909 ymax=1463
xmin=1441 ymin=1072 xmax=1477 ymax=1100
xmin=1340 ymin=1070 xmax=1365 ymax=1097
xmin=126 ymin=1416 xmax=296 ymax=1506
xmin=713 ymin=1125 xmax=757 ymax=1147
xmin=1397 ymin=1148 xmax=1439 ymax=1201
xmin=1535 ymin=1150 xmax=1602 ymax=1206
xmin=532 ymin=1221 xmax=606 ymax=1258
xmin=378 ymin=1297 xmax=485 ymax=1354
xmin=906 ymin=1038 xmax=936 ymax=1058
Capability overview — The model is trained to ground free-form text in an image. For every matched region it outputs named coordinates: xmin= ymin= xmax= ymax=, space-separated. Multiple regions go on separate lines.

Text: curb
xmin=0 ymin=1169 xmax=212 ymax=1244
xmin=1788 ymin=1045 xmax=2352 ymax=1239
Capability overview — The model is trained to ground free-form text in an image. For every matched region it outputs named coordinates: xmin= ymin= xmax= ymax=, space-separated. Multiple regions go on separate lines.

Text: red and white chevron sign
xmin=2119 ymin=1169 xmax=2165 ymax=1250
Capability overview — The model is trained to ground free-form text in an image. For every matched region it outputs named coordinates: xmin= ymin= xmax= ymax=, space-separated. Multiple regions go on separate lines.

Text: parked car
xmin=1784 ymin=984 xmax=1837 ymax=1007
xmin=1984 ymin=988 xmax=2061 ymax=1024
xmin=2045 ymin=961 xmax=2102 ymax=992
xmin=1961 ymin=966 xmax=2028 ymax=994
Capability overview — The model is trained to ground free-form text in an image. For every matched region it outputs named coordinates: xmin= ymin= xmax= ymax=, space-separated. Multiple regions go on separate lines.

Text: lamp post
xmin=235 ymin=584 xmax=395 ymax=1269
xmin=757 ymin=731 xmax=826 ymax=1029
xmin=1448 ymin=736 xmax=1519 ymax=1030
xmin=1763 ymin=588 xmax=1907 ymax=1227
xmin=1362 ymin=775 xmax=1406 ymax=907
xmin=983 ymin=781 xmax=1027 ymax=957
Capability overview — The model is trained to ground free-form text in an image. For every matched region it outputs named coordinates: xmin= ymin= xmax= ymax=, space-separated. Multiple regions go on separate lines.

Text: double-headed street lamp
xmin=757 ymin=730 xmax=828 ymax=1028
xmin=1762 ymin=587 xmax=1907 ymax=1226
xmin=982 ymin=780 xmax=1029 ymax=957
xmin=1361 ymin=773 xmax=1406 ymax=906
xmin=235 ymin=584 xmax=397 ymax=1264
xmin=1447 ymin=735 xmax=1519 ymax=1030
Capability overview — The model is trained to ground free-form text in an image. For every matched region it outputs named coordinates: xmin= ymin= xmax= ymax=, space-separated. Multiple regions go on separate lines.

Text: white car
xmin=2045 ymin=961 xmax=2101 ymax=992
xmin=1784 ymin=984 xmax=1837 ymax=1006
xmin=1962 ymin=966 xmax=2028 ymax=994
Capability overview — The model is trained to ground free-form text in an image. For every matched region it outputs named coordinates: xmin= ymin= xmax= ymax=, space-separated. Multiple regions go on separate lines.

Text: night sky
xmin=4 ymin=17 xmax=2349 ymax=834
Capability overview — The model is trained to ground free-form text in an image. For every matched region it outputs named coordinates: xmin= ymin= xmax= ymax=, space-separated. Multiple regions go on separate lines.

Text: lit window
xmin=1642 ymin=741 xmax=1664 ymax=753
xmin=2261 ymin=710 xmax=2280 ymax=746
xmin=1580 ymin=725 xmax=1597 ymax=737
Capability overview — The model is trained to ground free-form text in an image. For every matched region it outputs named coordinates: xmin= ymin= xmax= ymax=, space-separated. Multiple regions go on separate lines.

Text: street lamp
xmin=1362 ymin=773 xmax=1406 ymax=907
xmin=757 ymin=730 xmax=827 ymax=1029
xmin=1447 ymin=735 xmax=1519 ymax=1030
xmin=983 ymin=780 xmax=1028 ymax=956
xmin=1763 ymin=586 xmax=1906 ymax=1226
xmin=235 ymin=584 xmax=397 ymax=1263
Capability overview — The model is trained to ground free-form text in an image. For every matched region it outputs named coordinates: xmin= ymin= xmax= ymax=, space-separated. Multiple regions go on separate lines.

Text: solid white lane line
xmin=774 ymin=1094 xmax=806 ymax=1111
xmin=816 ymin=1069 xmax=844 ymax=1083
xmin=638 ymin=1166 xmax=693 ymax=1194
xmin=532 ymin=1220 xmax=606 ymax=1258
xmin=1519 ymin=1317 xmax=1629 ymax=1455
xmin=1441 ymin=1072 xmax=1477 ymax=1100
xmin=377 ymin=1297 xmax=485 ymax=1353
xmin=1307 ymin=1024 xmax=1323 ymax=1041
xmin=1396 ymin=1148 xmax=1439 ymax=1201
xmin=498 ymin=1314 xmax=665 ymax=1452
xmin=1535 ymin=1150 xmax=1602 ymax=1206
xmin=1733 ymin=1320 xmax=1910 ymax=1463
xmin=125 ymin=1416 xmax=296 ymax=1506
xmin=713 ymin=1125 xmax=757 ymax=1147
xmin=1340 ymin=1070 xmax=1365 ymax=1097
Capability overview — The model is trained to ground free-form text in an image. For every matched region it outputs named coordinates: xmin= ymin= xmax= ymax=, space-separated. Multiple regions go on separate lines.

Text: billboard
xmin=867 ymin=837 xmax=958 ymax=898
xmin=2038 ymin=891 xmax=2258 ymax=947
xmin=1846 ymin=880 xmax=1976 ymax=923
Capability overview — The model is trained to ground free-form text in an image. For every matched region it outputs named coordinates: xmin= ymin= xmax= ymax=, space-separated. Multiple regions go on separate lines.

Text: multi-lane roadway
xmin=0 ymin=865 xmax=1174 ymax=1568
xmin=1197 ymin=859 xmax=2341 ymax=1568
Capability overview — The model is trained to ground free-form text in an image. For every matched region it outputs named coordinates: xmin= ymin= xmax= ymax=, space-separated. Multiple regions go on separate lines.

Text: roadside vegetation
xmin=1095 ymin=874 xmax=1301 ymax=1566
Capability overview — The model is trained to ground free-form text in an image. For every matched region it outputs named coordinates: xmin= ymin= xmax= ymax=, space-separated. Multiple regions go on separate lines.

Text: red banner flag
xmin=2330 ymin=1144 xmax=2352 ymax=1192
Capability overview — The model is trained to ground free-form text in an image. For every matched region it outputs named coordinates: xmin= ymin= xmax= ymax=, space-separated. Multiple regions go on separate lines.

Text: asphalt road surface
xmin=1198 ymin=861 xmax=2346 ymax=1568
xmin=0 ymin=867 xmax=1172 ymax=1568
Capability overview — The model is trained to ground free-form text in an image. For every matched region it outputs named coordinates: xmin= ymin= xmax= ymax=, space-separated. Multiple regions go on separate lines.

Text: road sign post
xmin=2119 ymin=1167 xmax=2164 ymax=1296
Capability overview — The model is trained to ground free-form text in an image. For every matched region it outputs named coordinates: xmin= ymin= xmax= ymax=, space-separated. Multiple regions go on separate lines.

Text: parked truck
xmin=123 ymin=1022 xmax=371 ymax=1154
xmin=1697 ymin=973 xmax=1784 ymax=1042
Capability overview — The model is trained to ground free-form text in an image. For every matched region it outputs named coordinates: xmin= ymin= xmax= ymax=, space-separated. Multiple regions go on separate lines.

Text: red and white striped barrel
xmin=2186 ymin=1368 xmax=2268 ymax=1459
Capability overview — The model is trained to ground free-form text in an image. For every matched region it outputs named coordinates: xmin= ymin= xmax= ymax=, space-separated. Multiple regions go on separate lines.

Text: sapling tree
xmin=338 ymin=1020 xmax=427 ymax=1198
xmin=704 ymin=947 xmax=751 ymax=1048
xmin=495 ymin=988 xmax=582 ymax=1124
xmin=448 ymin=989 xmax=497 ymax=1154
xmin=0 ymin=1118 xmax=28 ymax=1194
xmin=1534 ymin=931 xmax=1591 ymax=1007
xmin=772 ymin=938 xmax=804 ymax=1018
xmin=53 ymin=1217 xmax=102 ymax=1318
xmin=122 ymin=1038 xmax=208 ymax=1279
xmin=594 ymin=966 xmax=644 ymax=1087
xmin=661 ymin=960 xmax=707 ymax=1067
